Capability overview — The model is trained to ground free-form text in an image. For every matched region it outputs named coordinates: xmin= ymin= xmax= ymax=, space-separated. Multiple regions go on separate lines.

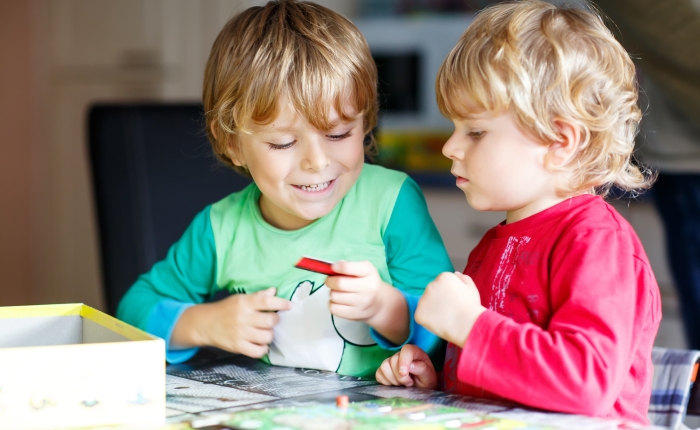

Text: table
xmin=163 ymin=349 xmax=658 ymax=429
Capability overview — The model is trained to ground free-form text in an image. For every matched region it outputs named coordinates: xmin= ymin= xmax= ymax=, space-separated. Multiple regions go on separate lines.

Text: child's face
xmin=442 ymin=107 xmax=561 ymax=223
xmin=231 ymin=101 xmax=365 ymax=230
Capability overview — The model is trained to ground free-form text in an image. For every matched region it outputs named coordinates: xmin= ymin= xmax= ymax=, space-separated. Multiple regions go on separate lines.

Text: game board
xmin=220 ymin=397 xmax=547 ymax=430
xmin=165 ymin=352 xmax=620 ymax=430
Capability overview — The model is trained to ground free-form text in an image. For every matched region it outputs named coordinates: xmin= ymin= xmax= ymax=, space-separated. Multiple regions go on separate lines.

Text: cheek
xmin=336 ymin=138 xmax=366 ymax=170
xmin=516 ymin=145 xmax=550 ymax=182
xmin=246 ymin=150 xmax=293 ymax=186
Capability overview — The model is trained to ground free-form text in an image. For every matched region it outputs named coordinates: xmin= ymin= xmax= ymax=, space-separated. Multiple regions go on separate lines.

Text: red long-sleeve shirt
xmin=441 ymin=195 xmax=661 ymax=425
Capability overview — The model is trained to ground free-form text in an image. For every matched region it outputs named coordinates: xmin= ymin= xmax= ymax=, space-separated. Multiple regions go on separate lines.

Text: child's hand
xmin=375 ymin=345 xmax=438 ymax=389
xmin=326 ymin=260 xmax=409 ymax=345
xmin=415 ymin=272 xmax=486 ymax=347
xmin=325 ymin=260 xmax=386 ymax=322
xmin=173 ymin=287 xmax=291 ymax=358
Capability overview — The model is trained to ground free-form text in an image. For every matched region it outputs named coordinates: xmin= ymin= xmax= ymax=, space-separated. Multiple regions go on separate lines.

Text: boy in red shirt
xmin=375 ymin=0 xmax=661 ymax=425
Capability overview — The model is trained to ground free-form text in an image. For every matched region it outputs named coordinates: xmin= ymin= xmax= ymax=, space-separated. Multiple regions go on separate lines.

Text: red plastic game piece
xmin=295 ymin=257 xmax=340 ymax=276
xmin=336 ymin=395 xmax=349 ymax=409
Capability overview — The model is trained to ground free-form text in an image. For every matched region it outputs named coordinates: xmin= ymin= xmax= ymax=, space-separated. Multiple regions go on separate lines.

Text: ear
xmin=547 ymin=119 xmax=582 ymax=167
xmin=211 ymin=120 xmax=246 ymax=167
xmin=226 ymin=137 xmax=246 ymax=168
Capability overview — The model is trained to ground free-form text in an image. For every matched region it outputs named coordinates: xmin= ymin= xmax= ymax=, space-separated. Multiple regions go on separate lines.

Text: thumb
xmin=331 ymin=260 xmax=372 ymax=278
xmin=407 ymin=354 xmax=437 ymax=389
xmin=259 ymin=287 xmax=277 ymax=296
xmin=409 ymin=361 xmax=428 ymax=376
xmin=397 ymin=345 xmax=419 ymax=376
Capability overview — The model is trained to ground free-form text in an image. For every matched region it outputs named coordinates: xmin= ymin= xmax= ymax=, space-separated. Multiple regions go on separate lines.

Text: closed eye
xmin=468 ymin=131 xmax=485 ymax=140
xmin=267 ymin=141 xmax=296 ymax=150
xmin=327 ymin=131 xmax=352 ymax=141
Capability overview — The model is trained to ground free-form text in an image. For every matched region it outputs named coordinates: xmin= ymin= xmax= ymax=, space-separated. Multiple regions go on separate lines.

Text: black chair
xmin=88 ymin=104 xmax=251 ymax=316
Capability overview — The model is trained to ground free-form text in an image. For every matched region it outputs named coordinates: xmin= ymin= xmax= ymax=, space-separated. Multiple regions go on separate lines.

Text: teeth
xmin=300 ymin=181 xmax=331 ymax=192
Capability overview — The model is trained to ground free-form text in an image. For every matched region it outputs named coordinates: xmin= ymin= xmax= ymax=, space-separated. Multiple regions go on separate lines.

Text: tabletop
xmin=162 ymin=349 xmax=660 ymax=430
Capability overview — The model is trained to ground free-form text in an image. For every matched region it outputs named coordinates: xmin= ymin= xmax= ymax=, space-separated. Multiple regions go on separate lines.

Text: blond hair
xmin=436 ymin=0 xmax=654 ymax=196
xmin=203 ymin=0 xmax=378 ymax=176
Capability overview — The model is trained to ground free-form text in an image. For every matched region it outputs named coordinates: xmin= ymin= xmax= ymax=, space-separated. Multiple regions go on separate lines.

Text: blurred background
xmin=0 ymin=0 xmax=691 ymax=352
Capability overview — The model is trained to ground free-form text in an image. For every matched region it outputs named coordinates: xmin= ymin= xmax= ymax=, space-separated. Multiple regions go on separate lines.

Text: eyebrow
xmin=463 ymin=112 xmax=490 ymax=120
xmin=251 ymin=124 xmax=296 ymax=134
xmin=251 ymin=114 xmax=359 ymax=134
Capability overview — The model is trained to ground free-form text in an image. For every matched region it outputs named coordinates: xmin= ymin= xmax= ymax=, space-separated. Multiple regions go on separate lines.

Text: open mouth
xmin=293 ymin=179 xmax=334 ymax=192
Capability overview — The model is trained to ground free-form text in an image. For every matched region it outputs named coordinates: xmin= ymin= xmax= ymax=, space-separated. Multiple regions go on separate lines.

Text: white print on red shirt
xmin=489 ymin=236 xmax=531 ymax=313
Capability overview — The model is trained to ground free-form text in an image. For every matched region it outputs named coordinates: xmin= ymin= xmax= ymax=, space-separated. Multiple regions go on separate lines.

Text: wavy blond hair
xmin=203 ymin=0 xmax=378 ymax=176
xmin=436 ymin=0 xmax=654 ymax=196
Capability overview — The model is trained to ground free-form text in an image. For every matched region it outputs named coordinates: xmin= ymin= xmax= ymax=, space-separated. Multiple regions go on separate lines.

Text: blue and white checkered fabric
xmin=649 ymin=347 xmax=700 ymax=429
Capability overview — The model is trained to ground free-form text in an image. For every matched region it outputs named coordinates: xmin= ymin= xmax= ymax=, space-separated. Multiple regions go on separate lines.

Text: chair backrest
xmin=88 ymin=104 xmax=251 ymax=315
xmin=650 ymin=346 xmax=700 ymax=429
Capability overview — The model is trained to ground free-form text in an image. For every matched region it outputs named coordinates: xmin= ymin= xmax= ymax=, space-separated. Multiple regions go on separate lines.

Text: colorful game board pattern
xmin=221 ymin=397 xmax=552 ymax=430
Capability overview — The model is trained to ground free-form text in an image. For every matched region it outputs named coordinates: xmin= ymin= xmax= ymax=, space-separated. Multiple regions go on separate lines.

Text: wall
xmin=0 ymin=1 xmax=43 ymax=306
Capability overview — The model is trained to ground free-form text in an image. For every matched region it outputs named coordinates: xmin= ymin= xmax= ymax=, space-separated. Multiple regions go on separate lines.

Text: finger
xmin=434 ymin=271 xmax=458 ymax=284
xmin=378 ymin=359 xmax=401 ymax=386
xmin=414 ymin=294 xmax=439 ymax=331
xmin=252 ymin=292 xmax=291 ymax=312
xmin=409 ymin=361 xmax=437 ymax=389
xmin=328 ymin=303 xmax=359 ymax=320
xmin=410 ymin=361 xmax=428 ymax=376
xmin=247 ymin=327 xmax=275 ymax=345
xmin=453 ymin=272 xmax=472 ymax=284
xmin=329 ymin=290 xmax=359 ymax=306
xmin=414 ymin=299 xmax=428 ymax=327
xmin=250 ymin=310 xmax=280 ymax=329
xmin=390 ymin=353 xmax=413 ymax=387
xmin=404 ymin=348 xmax=437 ymax=387
xmin=236 ymin=341 xmax=269 ymax=359
xmin=375 ymin=367 xmax=391 ymax=386
xmin=397 ymin=345 xmax=419 ymax=375
xmin=330 ymin=260 xmax=374 ymax=278
xmin=405 ymin=345 xmax=431 ymax=367
xmin=375 ymin=360 xmax=396 ymax=386
xmin=325 ymin=276 xmax=361 ymax=293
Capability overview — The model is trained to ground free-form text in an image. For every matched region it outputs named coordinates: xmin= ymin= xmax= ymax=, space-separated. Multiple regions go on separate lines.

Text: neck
xmin=505 ymin=195 xmax=570 ymax=224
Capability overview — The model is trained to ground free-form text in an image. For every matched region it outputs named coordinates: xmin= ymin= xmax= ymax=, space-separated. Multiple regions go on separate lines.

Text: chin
xmin=464 ymin=195 xmax=490 ymax=212
xmin=296 ymin=205 xmax=335 ymax=221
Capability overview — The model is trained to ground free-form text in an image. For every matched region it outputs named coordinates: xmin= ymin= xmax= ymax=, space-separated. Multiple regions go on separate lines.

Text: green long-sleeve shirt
xmin=117 ymin=164 xmax=453 ymax=377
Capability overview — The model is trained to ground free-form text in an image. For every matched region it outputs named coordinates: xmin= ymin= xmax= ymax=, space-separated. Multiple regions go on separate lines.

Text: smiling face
xmin=442 ymin=108 xmax=567 ymax=224
xmin=228 ymin=100 xmax=366 ymax=230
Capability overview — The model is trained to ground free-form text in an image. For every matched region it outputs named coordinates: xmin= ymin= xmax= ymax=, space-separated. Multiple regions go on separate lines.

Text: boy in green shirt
xmin=117 ymin=0 xmax=452 ymax=378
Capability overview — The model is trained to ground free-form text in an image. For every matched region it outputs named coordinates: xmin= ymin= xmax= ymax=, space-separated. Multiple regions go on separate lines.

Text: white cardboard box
xmin=0 ymin=303 xmax=165 ymax=429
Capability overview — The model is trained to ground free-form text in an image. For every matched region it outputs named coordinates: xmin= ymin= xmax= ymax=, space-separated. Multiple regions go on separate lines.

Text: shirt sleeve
xmin=370 ymin=177 xmax=453 ymax=362
xmin=455 ymin=228 xmax=658 ymax=416
xmin=116 ymin=206 xmax=218 ymax=363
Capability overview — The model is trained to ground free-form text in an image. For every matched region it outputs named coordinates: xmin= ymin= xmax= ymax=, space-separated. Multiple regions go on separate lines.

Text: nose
xmin=300 ymin=137 xmax=330 ymax=172
xmin=442 ymin=131 xmax=465 ymax=160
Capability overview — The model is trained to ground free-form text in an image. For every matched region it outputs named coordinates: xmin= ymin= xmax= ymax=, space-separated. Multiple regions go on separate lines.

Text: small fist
xmin=375 ymin=345 xmax=438 ymax=389
xmin=202 ymin=287 xmax=291 ymax=358
xmin=415 ymin=272 xmax=485 ymax=347
xmin=325 ymin=260 xmax=386 ymax=323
